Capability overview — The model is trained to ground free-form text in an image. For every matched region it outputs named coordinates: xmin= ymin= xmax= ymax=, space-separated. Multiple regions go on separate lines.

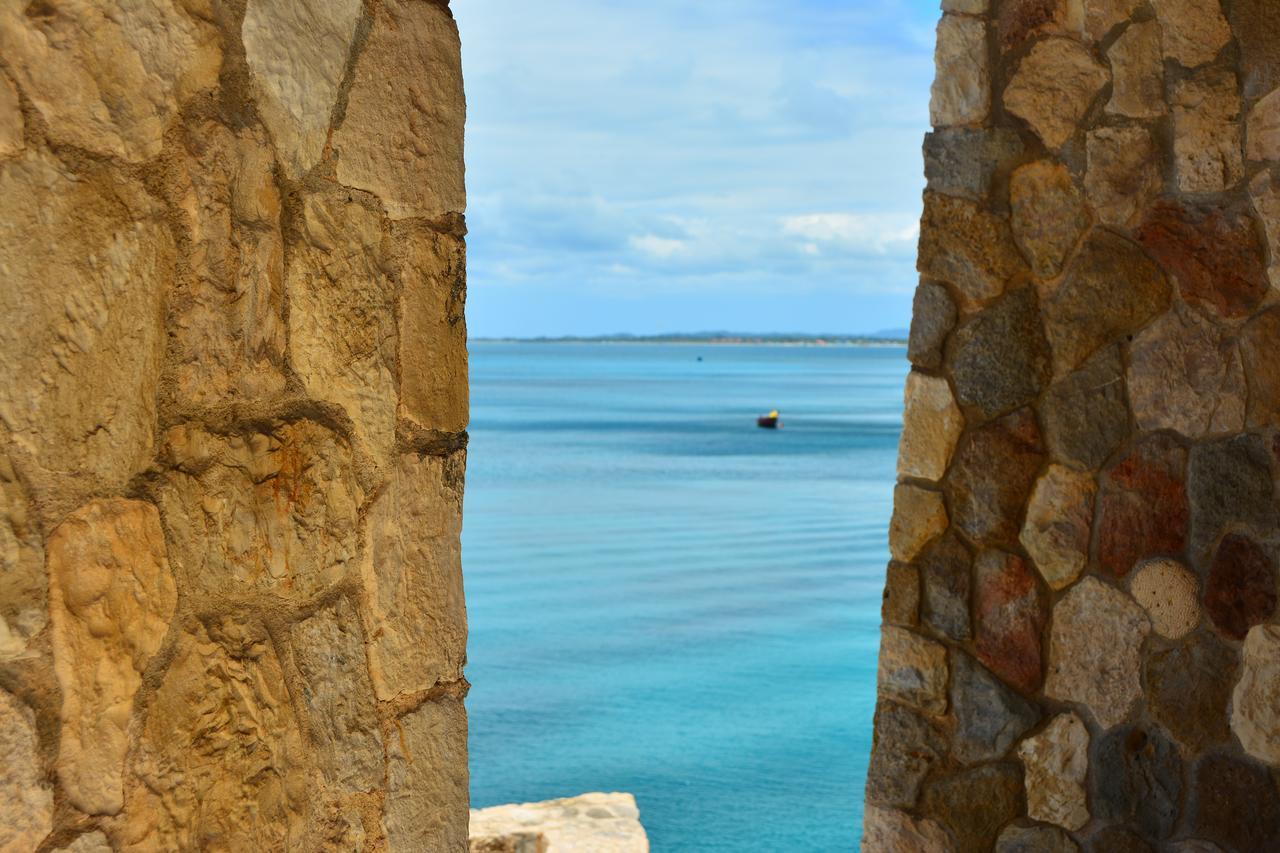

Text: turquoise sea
xmin=464 ymin=342 xmax=907 ymax=851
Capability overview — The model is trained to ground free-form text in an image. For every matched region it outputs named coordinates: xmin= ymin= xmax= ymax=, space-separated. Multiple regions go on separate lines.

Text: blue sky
xmin=454 ymin=0 xmax=940 ymax=337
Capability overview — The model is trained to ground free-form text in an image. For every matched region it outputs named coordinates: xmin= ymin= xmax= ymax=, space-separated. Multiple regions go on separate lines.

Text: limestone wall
xmin=0 ymin=1 xmax=469 ymax=850
xmin=867 ymin=1 xmax=1280 ymax=850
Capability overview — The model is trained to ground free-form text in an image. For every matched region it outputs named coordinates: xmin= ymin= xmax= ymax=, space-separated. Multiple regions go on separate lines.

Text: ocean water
xmin=464 ymin=342 xmax=907 ymax=851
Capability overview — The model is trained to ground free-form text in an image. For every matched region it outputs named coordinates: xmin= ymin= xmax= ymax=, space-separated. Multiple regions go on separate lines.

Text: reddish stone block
xmin=947 ymin=408 xmax=1046 ymax=547
xmin=1097 ymin=434 xmax=1189 ymax=577
xmin=1205 ymin=533 xmax=1278 ymax=641
xmin=974 ymin=550 xmax=1045 ymax=694
xmin=1136 ymin=202 xmax=1268 ymax=320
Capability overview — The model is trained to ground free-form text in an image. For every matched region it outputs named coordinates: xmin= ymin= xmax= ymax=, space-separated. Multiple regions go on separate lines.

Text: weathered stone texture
xmin=1249 ymin=170 xmax=1280 ymax=288
xmin=918 ymin=193 xmax=1026 ymax=311
xmin=908 ymin=281 xmax=957 ymax=370
xmin=1010 ymin=160 xmax=1089 ymax=279
xmin=919 ymin=532 xmax=972 ymax=642
xmin=333 ymin=0 xmax=466 ymax=219
xmin=1145 ymin=631 xmax=1237 ymax=752
xmin=0 ymin=455 xmax=44 ymax=661
xmin=1045 ymin=577 xmax=1151 ymax=729
xmin=1204 ymin=533 xmax=1277 ymax=641
xmin=470 ymin=793 xmax=647 ymax=852
xmin=1230 ymin=0 xmax=1280 ymax=99
xmin=1040 ymin=344 xmax=1128 ymax=472
xmin=947 ymin=408 xmax=1045 ymax=546
xmin=1231 ymin=625 xmax=1280 ymax=767
xmin=1190 ymin=753 xmax=1280 ymax=853
xmin=1084 ymin=0 xmax=1141 ymax=41
xmin=0 ymin=689 xmax=53 ymax=851
xmin=898 ymin=373 xmax=963 ymax=482
xmin=921 ymin=763 xmax=1023 ymax=853
xmin=974 ymin=550 xmax=1045 ymax=694
xmin=1020 ymin=464 xmax=1095 ymax=591
xmin=1188 ymin=434 xmax=1276 ymax=563
xmin=1096 ymin=434 xmax=1189 ymax=578
xmin=996 ymin=824 xmax=1079 ymax=853
xmin=924 ymin=128 xmax=1025 ymax=202
xmin=1106 ymin=21 xmax=1165 ymax=119
xmin=384 ymin=698 xmax=469 ymax=851
xmin=1247 ymin=89 xmax=1280 ymax=162
xmin=1240 ymin=307 xmax=1280 ymax=426
xmin=362 ymin=451 xmax=467 ymax=701
xmin=949 ymin=287 xmax=1050 ymax=419
xmin=882 ymin=562 xmax=920 ymax=627
xmin=1018 ymin=713 xmax=1090 ymax=831
xmin=877 ymin=627 xmax=949 ymax=716
xmin=1004 ymin=38 xmax=1109 ymax=151
xmin=997 ymin=0 xmax=1085 ymax=52
xmin=950 ymin=652 xmax=1037 ymax=764
xmin=931 ymin=15 xmax=990 ymax=128
xmin=866 ymin=701 xmax=948 ymax=809
xmin=889 ymin=484 xmax=948 ymax=563
xmin=861 ymin=805 xmax=954 ymax=852
xmin=1085 ymin=126 xmax=1163 ymax=228
xmin=1092 ymin=725 xmax=1183 ymax=840
xmin=1172 ymin=70 xmax=1244 ymax=194
xmin=0 ymin=72 xmax=23 ymax=157
xmin=1151 ymin=0 xmax=1232 ymax=69
xmin=47 ymin=499 xmax=176 ymax=817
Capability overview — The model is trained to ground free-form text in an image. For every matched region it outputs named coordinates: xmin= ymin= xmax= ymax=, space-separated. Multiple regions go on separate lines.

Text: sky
xmin=453 ymin=0 xmax=941 ymax=338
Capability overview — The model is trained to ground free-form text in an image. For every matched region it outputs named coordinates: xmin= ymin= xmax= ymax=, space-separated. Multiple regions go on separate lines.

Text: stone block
xmin=1003 ymin=37 xmax=1109 ymax=150
xmin=947 ymin=408 xmax=1044 ymax=547
xmin=876 ymin=626 xmax=948 ymax=716
xmin=0 ymin=689 xmax=52 ymax=851
xmin=1145 ymin=631 xmax=1237 ymax=752
xmin=1231 ymin=625 xmax=1280 ymax=767
xmin=1018 ymin=713 xmax=1090 ymax=831
xmin=865 ymin=700 xmax=948 ymax=809
xmin=1010 ymin=160 xmax=1089 ymax=279
xmin=888 ymin=484 xmax=948 ymax=563
xmin=898 ymin=372 xmax=964 ymax=482
xmin=930 ymin=15 xmax=990 ymax=128
xmin=1020 ymin=464 xmax=1095 ymax=591
xmin=1096 ymin=434 xmax=1189 ymax=578
xmin=974 ymin=550 xmax=1045 ymax=694
xmin=918 ymin=193 xmax=1027 ymax=311
xmin=1106 ymin=21 xmax=1165 ymax=119
xmin=1092 ymin=724 xmax=1183 ymax=840
xmin=1152 ymin=0 xmax=1232 ymax=68
xmin=384 ymin=698 xmax=469 ymax=851
xmin=1172 ymin=69 xmax=1243 ymax=194
xmin=949 ymin=287 xmax=1050 ymax=420
xmin=907 ymin=281 xmax=957 ymax=370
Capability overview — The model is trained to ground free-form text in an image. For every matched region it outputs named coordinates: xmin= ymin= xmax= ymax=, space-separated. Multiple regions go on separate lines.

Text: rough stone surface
xmin=931 ymin=15 xmax=990 ymax=128
xmin=1249 ymin=171 xmax=1280 ymax=288
xmin=1247 ymin=89 xmax=1280 ymax=162
xmin=0 ymin=0 xmax=220 ymax=161
xmin=1021 ymin=464 xmax=1096 ymax=590
xmin=1145 ymin=631 xmax=1237 ymax=752
xmin=1190 ymin=753 xmax=1280 ymax=853
xmin=898 ymin=372 xmax=963 ymax=481
xmin=1106 ymin=21 xmax=1165 ymax=118
xmin=0 ymin=72 xmax=23 ymax=157
xmin=56 ymin=832 xmax=113 ymax=853
xmin=924 ymin=128 xmax=1025 ymax=202
xmin=290 ymin=598 xmax=383 ymax=795
xmin=118 ymin=621 xmax=311 ymax=850
xmin=470 ymin=793 xmax=648 ymax=853
xmin=882 ymin=562 xmax=920 ymax=627
xmin=1096 ymin=434 xmax=1189 ymax=578
xmin=1127 ymin=306 xmax=1246 ymax=438
xmin=47 ymin=499 xmax=177 ymax=817
xmin=1045 ymin=230 xmax=1169 ymax=376
xmin=1085 ymin=828 xmax=1155 ymax=853
xmin=1172 ymin=70 xmax=1244 ymax=194
xmin=1129 ymin=559 xmax=1200 ymax=639
xmin=1004 ymin=38 xmax=1110 ymax=150
xmin=877 ymin=627 xmax=949 ymax=716
xmin=1136 ymin=202 xmax=1269 ymax=320
xmin=948 ymin=408 xmax=1045 ymax=546
xmin=1188 ymin=435 xmax=1276 ymax=563
xmin=1230 ymin=0 xmax=1280 ymax=99
xmin=861 ymin=805 xmax=955 ymax=853
xmin=1093 ymin=725 xmax=1183 ymax=840
xmin=950 ymin=287 xmax=1050 ymax=420
xmin=865 ymin=701 xmax=948 ymax=808
xmin=997 ymin=0 xmax=1085 ymax=52
xmin=919 ymin=532 xmax=972 ymax=642
xmin=1010 ymin=160 xmax=1089 ymax=279
xmin=889 ymin=484 xmax=948 ymax=563
xmin=996 ymin=824 xmax=1079 ymax=853
xmin=908 ymin=281 xmax=957 ymax=370
xmin=922 ymin=763 xmax=1023 ymax=853
xmin=1240 ymin=307 xmax=1280 ymax=427
xmin=156 ymin=422 xmax=365 ymax=602
xmin=1152 ymin=0 xmax=1232 ymax=69
xmin=1084 ymin=126 xmax=1163 ymax=228
xmin=1040 ymin=344 xmax=1128 ymax=472
xmin=384 ymin=698 xmax=469 ymax=851
xmin=1018 ymin=713 xmax=1090 ymax=831
xmin=951 ymin=652 xmax=1037 ymax=764
xmin=362 ymin=451 xmax=467 ymax=701
xmin=333 ymin=0 xmax=466 ymax=219
xmin=974 ymin=550 xmax=1045 ymax=694
xmin=1045 ymin=577 xmax=1151 ymax=729
xmin=1083 ymin=0 xmax=1142 ymax=40
xmin=1204 ymin=533 xmax=1277 ymax=641
xmin=242 ymin=0 xmax=363 ymax=178
xmin=1230 ymin=625 xmax=1280 ymax=766
xmin=0 ymin=455 xmax=44 ymax=661
xmin=0 ymin=689 xmax=53 ymax=852
xmin=917 ymin=193 xmax=1026 ymax=311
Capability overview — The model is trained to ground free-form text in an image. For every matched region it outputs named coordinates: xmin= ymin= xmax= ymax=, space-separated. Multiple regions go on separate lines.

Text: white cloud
xmin=630 ymin=234 xmax=690 ymax=258
xmin=781 ymin=213 xmax=919 ymax=254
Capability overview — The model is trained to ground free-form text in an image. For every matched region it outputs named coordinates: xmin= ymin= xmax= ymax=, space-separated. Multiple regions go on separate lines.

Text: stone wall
xmin=0 ymin=1 xmax=469 ymax=850
xmin=866 ymin=1 xmax=1280 ymax=851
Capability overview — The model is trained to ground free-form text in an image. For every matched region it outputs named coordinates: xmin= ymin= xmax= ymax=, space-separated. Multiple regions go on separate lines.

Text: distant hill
xmin=473 ymin=331 xmax=908 ymax=345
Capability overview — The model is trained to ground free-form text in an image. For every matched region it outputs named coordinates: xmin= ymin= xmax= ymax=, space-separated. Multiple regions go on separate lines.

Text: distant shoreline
xmin=471 ymin=336 xmax=908 ymax=347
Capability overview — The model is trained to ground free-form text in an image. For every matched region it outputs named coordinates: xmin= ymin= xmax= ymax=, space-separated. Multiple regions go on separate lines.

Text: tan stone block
xmin=1011 ymin=160 xmax=1089 ymax=279
xmin=362 ymin=451 xmax=466 ymax=701
xmin=1084 ymin=125 xmax=1162 ymax=228
xmin=888 ymin=484 xmax=948 ymax=563
xmin=861 ymin=805 xmax=954 ymax=852
xmin=0 ymin=72 xmax=23 ymax=158
xmin=1152 ymin=0 xmax=1232 ymax=68
xmin=1231 ymin=624 xmax=1280 ymax=766
xmin=170 ymin=121 xmax=287 ymax=405
xmin=876 ymin=626 xmax=949 ymax=716
xmin=384 ymin=697 xmax=469 ymax=851
xmin=471 ymin=793 xmax=647 ymax=853
xmin=1247 ymin=88 xmax=1280 ymax=162
xmin=0 ymin=0 xmax=219 ymax=162
xmin=917 ymin=193 xmax=1026 ymax=311
xmin=54 ymin=831 xmax=112 ymax=853
xmin=334 ymin=0 xmax=465 ymax=219
xmin=930 ymin=15 xmax=990 ymax=128
xmin=1004 ymin=37 xmax=1109 ymax=150
xmin=48 ymin=499 xmax=176 ymax=816
xmin=1106 ymin=21 xmax=1165 ymax=119
xmin=156 ymin=421 xmax=365 ymax=602
xmin=117 ymin=619 xmax=311 ymax=850
xmin=290 ymin=597 xmax=383 ymax=795
xmin=0 ymin=689 xmax=52 ymax=851
xmin=1173 ymin=69 xmax=1243 ymax=193
xmin=1249 ymin=170 xmax=1280 ymax=288
xmin=242 ymin=0 xmax=363 ymax=178
xmin=0 ymin=151 xmax=169 ymax=509
xmin=898 ymin=373 xmax=963 ymax=483
xmin=1021 ymin=465 xmax=1095 ymax=591
xmin=288 ymin=192 xmax=398 ymax=460
xmin=395 ymin=226 xmax=469 ymax=434
xmin=0 ymin=455 xmax=44 ymax=662
xmin=1017 ymin=713 xmax=1090 ymax=831
xmin=1083 ymin=0 xmax=1142 ymax=41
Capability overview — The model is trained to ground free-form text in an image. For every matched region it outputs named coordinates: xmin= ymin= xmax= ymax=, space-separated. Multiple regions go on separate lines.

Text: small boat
xmin=757 ymin=409 xmax=781 ymax=429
